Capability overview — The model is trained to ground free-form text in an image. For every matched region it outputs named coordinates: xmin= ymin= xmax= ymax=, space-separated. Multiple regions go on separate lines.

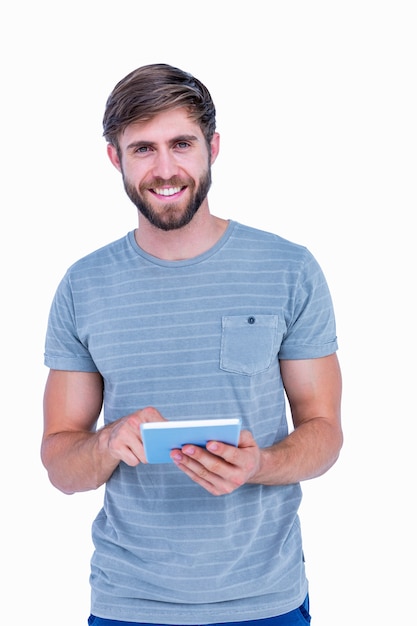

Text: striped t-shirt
xmin=44 ymin=220 xmax=338 ymax=624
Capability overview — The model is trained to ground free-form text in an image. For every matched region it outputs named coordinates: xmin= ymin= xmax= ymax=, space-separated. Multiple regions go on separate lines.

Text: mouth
xmin=150 ymin=186 xmax=185 ymax=198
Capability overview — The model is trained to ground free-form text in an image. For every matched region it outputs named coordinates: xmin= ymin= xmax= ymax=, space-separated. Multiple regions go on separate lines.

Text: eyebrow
xmin=126 ymin=134 xmax=200 ymax=151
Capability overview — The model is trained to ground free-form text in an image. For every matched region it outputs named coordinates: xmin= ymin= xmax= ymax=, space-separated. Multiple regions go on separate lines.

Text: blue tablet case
xmin=140 ymin=418 xmax=242 ymax=464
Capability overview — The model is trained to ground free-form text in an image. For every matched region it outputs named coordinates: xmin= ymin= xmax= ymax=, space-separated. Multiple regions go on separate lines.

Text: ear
xmin=210 ymin=132 xmax=220 ymax=165
xmin=107 ymin=143 xmax=122 ymax=172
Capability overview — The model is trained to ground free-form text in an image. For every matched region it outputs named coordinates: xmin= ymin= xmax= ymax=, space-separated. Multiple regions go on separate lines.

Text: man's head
xmin=103 ymin=63 xmax=216 ymax=155
xmin=104 ymin=65 xmax=219 ymax=232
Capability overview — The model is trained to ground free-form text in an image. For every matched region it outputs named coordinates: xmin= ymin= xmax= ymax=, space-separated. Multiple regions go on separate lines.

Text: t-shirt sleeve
xmin=278 ymin=249 xmax=338 ymax=360
xmin=44 ymin=272 xmax=99 ymax=372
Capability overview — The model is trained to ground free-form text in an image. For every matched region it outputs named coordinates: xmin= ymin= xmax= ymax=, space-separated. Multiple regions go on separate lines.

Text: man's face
xmin=108 ymin=108 xmax=219 ymax=231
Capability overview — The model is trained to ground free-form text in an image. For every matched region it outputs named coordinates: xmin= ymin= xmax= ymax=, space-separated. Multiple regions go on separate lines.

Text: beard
xmin=122 ymin=167 xmax=212 ymax=231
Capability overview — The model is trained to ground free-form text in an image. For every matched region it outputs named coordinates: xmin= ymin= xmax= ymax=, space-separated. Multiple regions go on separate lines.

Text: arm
xmin=252 ymin=353 xmax=343 ymax=484
xmin=41 ymin=369 xmax=165 ymax=494
xmin=171 ymin=354 xmax=343 ymax=494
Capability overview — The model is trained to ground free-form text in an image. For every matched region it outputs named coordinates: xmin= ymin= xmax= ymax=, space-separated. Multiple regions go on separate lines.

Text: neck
xmin=134 ymin=207 xmax=229 ymax=261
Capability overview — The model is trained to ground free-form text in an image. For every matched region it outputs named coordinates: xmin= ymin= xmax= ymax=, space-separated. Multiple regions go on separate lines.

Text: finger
xmin=172 ymin=445 xmax=226 ymax=479
xmin=130 ymin=406 xmax=166 ymax=427
xmin=172 ymin=451 xmax=233 ymax=496
xmin=107 ymin=420 xmax=147 ymax=465
xmin=204 ymin=429 xmax=255 ymax=464
xmin=205 ymin=440 xmax=240 ymax=464
xmin=108 ymin=431 xmax=146 ymax=465
xmin=174 ymin=445 xmax=246 ymax=492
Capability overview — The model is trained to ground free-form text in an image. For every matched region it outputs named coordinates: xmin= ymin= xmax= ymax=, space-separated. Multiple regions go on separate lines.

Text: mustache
xmin=141 ymin=176 xmax=192 ymax=190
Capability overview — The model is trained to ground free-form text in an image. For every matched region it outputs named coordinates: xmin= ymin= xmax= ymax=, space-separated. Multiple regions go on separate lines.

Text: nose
xmin=152 ymin=148 xmax=179 ymax=180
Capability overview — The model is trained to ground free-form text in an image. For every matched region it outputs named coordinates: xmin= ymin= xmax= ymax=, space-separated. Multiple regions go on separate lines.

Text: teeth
xmin=154 ymin=187 xmax=182 ymax=196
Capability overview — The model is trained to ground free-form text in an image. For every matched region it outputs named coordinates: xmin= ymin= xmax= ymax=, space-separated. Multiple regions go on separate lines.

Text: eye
xmin=176 ymin=141 xmax=190 ymax=149
xmin=136 ymin=145 xmax=151 ymax=153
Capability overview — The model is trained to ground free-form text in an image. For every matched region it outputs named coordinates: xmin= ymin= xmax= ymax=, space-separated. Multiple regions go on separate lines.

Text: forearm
xmin=41 ymin=426 xmax=119 ymax=494
xmin=250 ymin=416 xmax=343 ymax=486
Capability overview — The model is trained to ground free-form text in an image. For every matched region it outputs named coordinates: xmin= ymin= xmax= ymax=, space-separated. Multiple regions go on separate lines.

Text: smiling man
xmin=108 ymin=107 xmax=226 ymax=253
xmin=41 ymin=63 xmax=343 ymax=626
xmin=113 ymin=111 xmax=215 ymax=232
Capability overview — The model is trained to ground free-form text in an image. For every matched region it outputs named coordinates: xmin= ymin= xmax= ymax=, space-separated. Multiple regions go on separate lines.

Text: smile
xmin=152 ymin=186 xmax=184 ymax=197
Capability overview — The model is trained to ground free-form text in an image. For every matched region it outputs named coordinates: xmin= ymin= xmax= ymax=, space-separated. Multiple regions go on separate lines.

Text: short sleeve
xmin=278 ymin=249 xmax=338 ymax=360
xmin=44 ymin=272 xmax=98 ymax=372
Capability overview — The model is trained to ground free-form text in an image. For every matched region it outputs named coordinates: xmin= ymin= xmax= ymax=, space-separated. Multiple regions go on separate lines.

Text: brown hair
xmin=103 ymin=63 xmax=216 ymax=151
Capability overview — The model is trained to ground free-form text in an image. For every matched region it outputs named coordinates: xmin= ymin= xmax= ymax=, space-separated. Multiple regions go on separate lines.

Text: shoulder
xmin=63 ymin=232 xmax=134 ymax=281
xmin=230 ymin=221 xmax=313 ymax=265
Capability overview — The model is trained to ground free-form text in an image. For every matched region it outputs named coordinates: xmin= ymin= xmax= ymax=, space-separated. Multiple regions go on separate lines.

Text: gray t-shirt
xmin=44 ymin=220 xmax=338 ymax=624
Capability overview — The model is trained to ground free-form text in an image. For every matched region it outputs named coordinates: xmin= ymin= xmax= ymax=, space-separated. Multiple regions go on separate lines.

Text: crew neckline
xmin=127 ymin=220 xmax=237 ymax=267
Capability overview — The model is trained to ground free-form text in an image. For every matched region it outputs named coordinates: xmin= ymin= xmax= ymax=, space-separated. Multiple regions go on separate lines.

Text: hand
xmin=101 ymin=406 xmax=166 ymax=466
xmin=170 ymin=430 xmax=261 ymax=496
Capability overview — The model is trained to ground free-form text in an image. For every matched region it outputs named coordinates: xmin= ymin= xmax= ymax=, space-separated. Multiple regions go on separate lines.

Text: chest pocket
xmin=220 ymin=315 xmax=281 ymax=376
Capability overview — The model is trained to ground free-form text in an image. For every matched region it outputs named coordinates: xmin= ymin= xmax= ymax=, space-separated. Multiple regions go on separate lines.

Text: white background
xmin=1 ymin=1 xmax=416 ymax=624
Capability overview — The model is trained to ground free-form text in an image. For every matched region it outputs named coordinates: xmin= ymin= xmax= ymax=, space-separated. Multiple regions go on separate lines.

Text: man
xmin=42 ymin=63 xmax=343 ymax=626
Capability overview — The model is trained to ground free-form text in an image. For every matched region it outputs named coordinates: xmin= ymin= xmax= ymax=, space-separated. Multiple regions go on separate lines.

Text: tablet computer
xmin=140 ymin=418 xmax=242 ymax=464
